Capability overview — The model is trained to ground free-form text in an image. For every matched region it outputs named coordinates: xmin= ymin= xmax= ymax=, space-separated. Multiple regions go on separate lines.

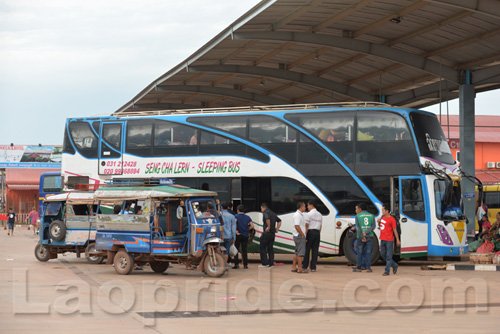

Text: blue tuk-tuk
xmin=34 ymin=191 xmax=104 ymax=264
xmin=94 ymin=184 xmax=227 ymax=277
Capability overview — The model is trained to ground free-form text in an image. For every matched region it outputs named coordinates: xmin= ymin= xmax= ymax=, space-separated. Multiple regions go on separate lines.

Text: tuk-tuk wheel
xmin=113 ymin=250 xmax=134 ymax=275
xmin=204 ymin=252 xmax=226 ymax=278
xmin=86 ymin=243 xmax=104 ymax=264
xmin=150 ymin=261 xmax=170 ymax=273
xmin=34 ymin=243 xmax=50 ymax=262
xmin=49 ymin=220 xmax=66 ymax=241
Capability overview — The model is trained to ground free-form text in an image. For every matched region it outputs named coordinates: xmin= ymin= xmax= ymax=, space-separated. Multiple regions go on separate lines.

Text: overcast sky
xmin=1 ymin=0 xmax=498 ymax=146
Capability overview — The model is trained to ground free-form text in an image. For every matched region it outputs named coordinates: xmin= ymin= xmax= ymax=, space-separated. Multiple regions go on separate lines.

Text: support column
xmin=458 ymin=82 xmax=476 ymax=238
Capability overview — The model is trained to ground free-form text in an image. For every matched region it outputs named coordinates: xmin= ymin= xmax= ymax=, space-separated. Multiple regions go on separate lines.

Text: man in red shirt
xmin=378 ymin=204 xmax=401 ymax=276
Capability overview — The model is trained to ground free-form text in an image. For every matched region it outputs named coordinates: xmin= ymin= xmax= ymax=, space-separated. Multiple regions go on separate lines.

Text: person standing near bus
xmin=378 ymin=204 xmax=400 ymax=276
xmin=352 ymin=203 xmax=375 ymax=272
xmin=233 ymin=204 xmax=254 ymax=269
xmin=302 ymin=200 xmax=322 ymax=272
xmin=221 ymin=202 xmax=236 ymax=263
xmin=292 ymin=202 xmax=308 ymax=273
xmin=259 ymin=203 xmax=281 ymax=267
xmin=7 ymin=207 xmax=16 ymax=236
xmin=27 ymin=207 xmax=39 ymax=235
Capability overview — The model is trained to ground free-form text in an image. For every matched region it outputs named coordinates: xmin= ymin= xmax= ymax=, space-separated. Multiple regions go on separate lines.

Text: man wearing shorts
xmin=292 ymin=202 xmax=308 ymax=273
xmin=7 ymin=207 xmax=15 ymax=236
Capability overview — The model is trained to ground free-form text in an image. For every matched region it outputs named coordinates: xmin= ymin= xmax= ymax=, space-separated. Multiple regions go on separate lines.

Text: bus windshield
xmin=435 ymin=180 xmax=464 ymax=221
xmin=410 ymin=112 xmax=454 ymax=165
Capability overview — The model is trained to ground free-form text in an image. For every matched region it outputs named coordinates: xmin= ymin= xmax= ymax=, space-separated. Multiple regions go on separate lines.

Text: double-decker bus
xmin=61 ymin=102 xmax=467 ymax=262
xmin=39 ymin=171 xmax=62 ymax=212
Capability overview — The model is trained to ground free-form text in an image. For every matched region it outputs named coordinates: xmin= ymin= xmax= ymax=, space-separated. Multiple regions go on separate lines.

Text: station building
xmin=440 ymin=115 xmax=500 ymax=185
xmin=0 ymin=145 xmax=61 ymax=221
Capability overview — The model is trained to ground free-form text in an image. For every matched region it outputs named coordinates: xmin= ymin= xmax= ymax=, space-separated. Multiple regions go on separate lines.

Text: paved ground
xmin=1 ymin=227 xmax=499 ymax=333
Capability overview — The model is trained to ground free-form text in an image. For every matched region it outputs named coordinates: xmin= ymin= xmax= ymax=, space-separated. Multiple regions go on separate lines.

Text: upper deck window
xmin=410 ymin=112 xmax=454 ymax=165
xmin=286 ymin=111 xmax=355 ymax=165
xmin=286 ymin=110 xmax=420 ymax=174
xmin=356 ymin=111 xmax=418 ymax=165
xmin=126 ymin=120 xmax=153 ymax=156
xmin=68 ymin=122 xmax=98 ymax=158
xmin=63 ymin=124 xmax=75 ymax=154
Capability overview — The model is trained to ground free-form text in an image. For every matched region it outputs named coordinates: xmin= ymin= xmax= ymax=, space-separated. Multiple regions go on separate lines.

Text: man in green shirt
xmin=352 ymin=203 xmax=375 ymax=272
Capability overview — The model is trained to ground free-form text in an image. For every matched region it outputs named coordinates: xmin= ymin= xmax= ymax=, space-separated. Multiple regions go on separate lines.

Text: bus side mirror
xmin=176 ymin=206 xmax=183 ymax=219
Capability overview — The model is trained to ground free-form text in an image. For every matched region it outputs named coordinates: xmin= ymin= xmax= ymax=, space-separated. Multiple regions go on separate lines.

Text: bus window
xmin=63 ymin=124 xmax=76 ymax=154
xmin=286 ymin=111 xmax=355 ymax=165
xmin=249 ymin=116 xmax=298 ymax=163
xmin=401 ymin=179 xmax=425 ymax=221
xmin=189 ymin=116 xmax=247 ymax=138
xmin=198 ymin=178 xmax=230 ymax=203
xmin=259 ymin=177 xmax=329 ymax=216
xmin=102 ymin=123 xmax=122 ymax=151
xmin=356 ymin=112 xmax=417 ymax=165
xmin=153 ymin=120 xmax=197 ymax=156
xmin=126 ymin=120 xmax=152 ymax=156
xmin=199 ymin=131 xmax=245 ymax=156
xmin=410 ymin=112 xmax=454 ymax=165
xmin=310 ymin=176 xmax=375 ymax=215
xmin=68 ymin=122 xmax=98 ymax=158
xmin=485 ymin=191 xmax=500 ymax=209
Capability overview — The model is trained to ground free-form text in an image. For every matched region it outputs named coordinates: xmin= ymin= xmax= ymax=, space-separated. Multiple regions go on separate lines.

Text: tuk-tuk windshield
xmin=191 ymin=200 xmax=218 ymax=219
xmin=44 ymin=202 xmax=63 ymax=216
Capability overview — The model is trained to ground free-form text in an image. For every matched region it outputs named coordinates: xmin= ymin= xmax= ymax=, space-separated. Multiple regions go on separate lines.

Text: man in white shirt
xmin=291 ymin=202 xmax=308 ymax=273
xmin=302 ymin=200 xmax=322 ymax=272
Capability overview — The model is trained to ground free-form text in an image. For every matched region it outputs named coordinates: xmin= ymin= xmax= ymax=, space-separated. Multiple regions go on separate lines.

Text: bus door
xmin=396 ymin=176 xmax=428 ymax=258
xmin=98 ymin=122 xmax=124 ymax=175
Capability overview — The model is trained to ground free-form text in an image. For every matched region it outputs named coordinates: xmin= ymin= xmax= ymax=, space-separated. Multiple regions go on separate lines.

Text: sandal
xmin=297 ymin=270 xmax=308 ymax=273
xmin=352 ymin=268 xmax=362 ymax=272
xmin=291 ymin=269 xmax=298 ymax=272
xmin=366 ymin=269 xmax=373 ymax=273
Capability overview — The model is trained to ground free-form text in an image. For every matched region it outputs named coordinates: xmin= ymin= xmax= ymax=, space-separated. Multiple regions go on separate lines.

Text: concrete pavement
xmin=1 ymin=227 xmax=499 ymax=333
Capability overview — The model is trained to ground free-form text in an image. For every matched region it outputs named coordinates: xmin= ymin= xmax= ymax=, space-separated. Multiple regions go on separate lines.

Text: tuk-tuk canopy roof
xmin=44 ymin=191 xmax=95 ymax=204
xmin=94 ymin=185 xmax=218 ymax=201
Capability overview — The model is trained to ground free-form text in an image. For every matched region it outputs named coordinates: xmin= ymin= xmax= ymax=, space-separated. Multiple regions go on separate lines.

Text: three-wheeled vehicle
xmin=34 ymin=191 xmax=104 ymax=264
xmin=94 ymin=184 xmax=227 ymax=277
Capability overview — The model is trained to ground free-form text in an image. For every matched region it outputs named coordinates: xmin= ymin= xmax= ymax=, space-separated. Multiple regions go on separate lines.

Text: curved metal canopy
xmin=115 ymin=0 xmax=500 ymax=114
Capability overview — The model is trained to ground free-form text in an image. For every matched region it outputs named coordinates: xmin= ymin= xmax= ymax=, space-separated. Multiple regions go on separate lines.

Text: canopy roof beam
xmin=233 ymin=31 xmax=460 ymax=83
xmin=188 ymin=64 xmax=374 ymax=101
xmin=156 ymin=85 xmax=287 ymax=106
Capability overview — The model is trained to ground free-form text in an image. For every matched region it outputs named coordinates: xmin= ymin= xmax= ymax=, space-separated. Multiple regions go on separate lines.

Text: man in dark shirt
xmin=234 ymin=204 xmax=254 ymax=269
xmin=259 ymin=203 xmax=281 ymax=267
xmin=7 ymin=207 xmax=16 ymax=236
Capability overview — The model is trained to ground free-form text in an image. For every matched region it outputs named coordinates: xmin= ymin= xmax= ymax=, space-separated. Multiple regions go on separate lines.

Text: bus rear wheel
xmin=150 ymin=261 xmax=170 ymax=273
xmin=113 ymin=250 xmax=134 ymax=275
xmin=343 ymin=232 xmax=380 ymax=266
xmin=34 ymin=243 xmax=50 ymax=262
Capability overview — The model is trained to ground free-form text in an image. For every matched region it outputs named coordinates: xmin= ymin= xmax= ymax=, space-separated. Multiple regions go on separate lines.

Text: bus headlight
xmin=210 ymin=226 xmax=217 ymax=233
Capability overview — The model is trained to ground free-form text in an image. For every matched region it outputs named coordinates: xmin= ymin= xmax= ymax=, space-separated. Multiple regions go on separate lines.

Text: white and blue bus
xmin=61 ymin=102 xmax=467 ymax=263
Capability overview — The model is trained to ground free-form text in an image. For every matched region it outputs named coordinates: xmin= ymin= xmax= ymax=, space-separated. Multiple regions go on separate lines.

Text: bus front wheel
xmin=113 ymin=250 xmax=134 ymax=275
xmin=343 ymin=232 xmax=380 ymax=266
